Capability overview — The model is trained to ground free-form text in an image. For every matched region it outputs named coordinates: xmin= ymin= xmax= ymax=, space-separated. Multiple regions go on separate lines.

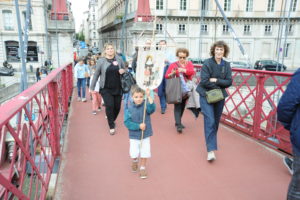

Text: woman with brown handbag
xmin=165 ymin=48 xmax=195 ymax=133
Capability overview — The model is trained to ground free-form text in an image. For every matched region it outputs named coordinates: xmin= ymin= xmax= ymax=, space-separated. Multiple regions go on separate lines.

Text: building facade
xmin=97 ymin=0 xmax=300 ymax=68
xmin=88 ymin=0 xmax=99 ymax=48
xmin=0 ymin=0 xmax=75 ymax=70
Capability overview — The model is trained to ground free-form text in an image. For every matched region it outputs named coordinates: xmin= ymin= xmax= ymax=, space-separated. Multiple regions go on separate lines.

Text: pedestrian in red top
xmin=165 ymin=48 xmax=195 ymax=133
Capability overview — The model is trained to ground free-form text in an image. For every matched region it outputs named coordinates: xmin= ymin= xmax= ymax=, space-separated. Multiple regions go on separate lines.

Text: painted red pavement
xmin=55 ymin=94 xmax=290 ymax=200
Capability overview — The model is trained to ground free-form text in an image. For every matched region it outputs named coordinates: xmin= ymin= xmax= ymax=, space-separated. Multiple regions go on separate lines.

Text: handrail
xmin=194 ymin=65 xmax=293 ymax=154
xmin=0 ymin=63 xmax=73 ymax=199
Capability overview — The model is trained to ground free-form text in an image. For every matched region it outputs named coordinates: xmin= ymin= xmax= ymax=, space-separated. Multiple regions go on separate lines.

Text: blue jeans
xmin=200 ymin=96 xmax=225 ymax=152
xmin=288 ymin=156 xmax=300 ymax=200
xmin=159 ymin=93 xmax=167 ymax=112
xmin=123 ymin=93 xmax=131 ymax=112
xmin=77 ymin=78 xmax=86 ymax=98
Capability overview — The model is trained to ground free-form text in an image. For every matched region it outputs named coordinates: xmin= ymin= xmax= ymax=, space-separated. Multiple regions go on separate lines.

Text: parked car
xmin=188 ymin=58 xmax=205 ymax=65
xmin=0 ymin=67 xmax=14 ymax=76
xmin=230 ymin=61 xmax=251 ymax=69
xmin=254 ymin=60 xmax=287 ymax=71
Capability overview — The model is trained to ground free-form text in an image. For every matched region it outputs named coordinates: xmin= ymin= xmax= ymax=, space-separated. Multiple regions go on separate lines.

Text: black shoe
xmin=161 ymin=110 xmax=165 ymax=114
xmin=283 ymin=157 xmax=293 ymax=175
xmin=175 ymin=124 xmax=185 ymax=129
xmin=177 ymin=126 xmax=182 ymax=133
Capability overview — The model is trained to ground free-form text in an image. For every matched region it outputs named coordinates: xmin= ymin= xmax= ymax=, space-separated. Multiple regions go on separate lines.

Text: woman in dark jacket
xmin=90 ymin=43 xmax=126 ymax=135
xmin=196 ymin=41 xmax=232 ymax=161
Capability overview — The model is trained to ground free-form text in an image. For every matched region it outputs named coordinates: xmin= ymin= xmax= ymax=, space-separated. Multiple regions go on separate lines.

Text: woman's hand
xmin=90 ymin=90 xmax=97 ymax=94
xmin=178 ymin=68 xmax=187 ymax=73
xmin=169 ymin=69 xmax=176 ymax=77
xmin=209 ymin=78 xmax=217 ymax=83
xmin=119 ymin=69 xmax=125 ymax=74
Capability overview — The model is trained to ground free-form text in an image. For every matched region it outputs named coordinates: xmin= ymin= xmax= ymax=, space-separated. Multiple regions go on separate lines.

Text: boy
xmin=124 ymin=86 xmax=156 ymax=179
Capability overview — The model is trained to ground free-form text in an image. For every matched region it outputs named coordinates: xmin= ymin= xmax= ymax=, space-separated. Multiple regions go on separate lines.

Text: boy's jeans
xmin=77 ymin=78 xmax=86 ymax=98
xmin=200 ymin=96 xmax=225 ymax=152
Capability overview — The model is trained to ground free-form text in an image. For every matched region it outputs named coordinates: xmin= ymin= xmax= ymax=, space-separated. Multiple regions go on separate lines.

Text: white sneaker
xmin=207 ymin=151 xmax=216 ymax=161
xmin=82 ymin=98 xmax=87 ymax=102
xmin=77 ymin=97 xmax=81 ymax=101
xmin=109 ymin=129 xmax=115 ymax=135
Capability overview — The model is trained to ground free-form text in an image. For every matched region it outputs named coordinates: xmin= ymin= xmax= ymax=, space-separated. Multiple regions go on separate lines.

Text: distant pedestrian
xmin=277 ymin=68 xmax=300 ymax=200
xmin=36 ymin=67 xmax=41 ymax=82
xmin=74 ymin=58 xmax=90 ymax=102
xmin=89 ymin=59 xmax=102 ymax=115
xmin=157 ymin=40 xmax=176 ymax=114
xmin=196 ymin=41 xmax=232 ymax=161
xmin=124 ymin=86 xmax=156 ymax=179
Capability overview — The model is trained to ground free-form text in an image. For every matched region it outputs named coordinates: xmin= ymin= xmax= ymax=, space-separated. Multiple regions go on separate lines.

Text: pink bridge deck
xmin=54 ymin=94 xmax=290 ymax=200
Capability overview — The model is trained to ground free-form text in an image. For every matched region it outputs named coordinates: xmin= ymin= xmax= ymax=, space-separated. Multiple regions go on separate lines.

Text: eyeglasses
xmin=179 ymin=56 xmax=187 ymax=59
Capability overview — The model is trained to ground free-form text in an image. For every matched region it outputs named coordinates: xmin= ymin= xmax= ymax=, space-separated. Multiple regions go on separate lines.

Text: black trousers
xmin=101 ymin=92 xmax=122 ymax=129
xmin=174 ymin=98 xmax=188 ymax=127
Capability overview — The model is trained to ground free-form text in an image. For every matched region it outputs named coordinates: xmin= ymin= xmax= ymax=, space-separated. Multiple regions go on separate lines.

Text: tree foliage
xmin=76 ymin=32 xmax=85 ymax=41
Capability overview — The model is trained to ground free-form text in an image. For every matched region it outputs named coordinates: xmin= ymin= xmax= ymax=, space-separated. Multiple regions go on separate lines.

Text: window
xmin=267 ymin=0 xmax=275 ymax=12
xmin=156 ymin=24 xmax=163 ymax=33
xmin=93 ymin=22 xmax=96 ymax=30
xmin=94 ymin=42 xmax=96 ymax=47
xmin=246 ymin=0 xmax=253 ymax=12
xmin=5 ymin=41 xmax=20 ymax=62
xmin=93 ymin=32 xmax=96 ymax=39
xmin=156 ymin=0 xmax=163 ymax=10
xmin=22 ymin=11 xmax=32 ymax=30
xmin=223 ymin=25 xmax=229 ymax=34
xmin=265 ymin=25 xmax=272 ymax=35
xmin=201 ymin=24 xmax=208 ymax=33
xmin=201 ymin=0 xmax=208 ymax=10
xmin=26 ymin=41 xmax=38 ymax=62
xmin=3 ymin=10 xmax=14 ymax=30
xmin=179 ymin=24 xmax=186 ymax=33
xmin=180 ymin=0 xmax=187 ymax=10
xmin=292 ymin=0 xmax=297 ymax=11
xmin=93 ymin=6 xmax=95 ymax=12
xmin=284 ymin=43 xmax=291 ymax=57
xmin=224 ymin=0 xmax=231 ymax=11
xmin=244 ymin=25 xmax=251 ymax=34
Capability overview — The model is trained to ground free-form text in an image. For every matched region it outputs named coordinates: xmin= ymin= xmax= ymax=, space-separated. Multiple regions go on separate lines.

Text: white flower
xmin=113 ymin=61 xmax=118 ymax=66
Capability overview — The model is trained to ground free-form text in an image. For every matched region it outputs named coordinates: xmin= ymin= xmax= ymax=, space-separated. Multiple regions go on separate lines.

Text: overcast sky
xmin=69 ymin=0 xmax=89 ymax=32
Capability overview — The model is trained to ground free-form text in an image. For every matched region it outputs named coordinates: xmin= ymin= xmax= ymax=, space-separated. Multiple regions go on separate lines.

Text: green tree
xmin=78 ymin=31 xmax=85 ymax=41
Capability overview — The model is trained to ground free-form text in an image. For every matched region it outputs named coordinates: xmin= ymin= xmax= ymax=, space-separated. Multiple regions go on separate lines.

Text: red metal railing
xmin=224 ymin=69 xmax=292 ymax=153
xmin=0 ymin=64 xmax=73 ymax=199
xmin=195 ymin=65 xmax=292 ymax=153
xmin=194 ymin=66 xmax=293 ymax=154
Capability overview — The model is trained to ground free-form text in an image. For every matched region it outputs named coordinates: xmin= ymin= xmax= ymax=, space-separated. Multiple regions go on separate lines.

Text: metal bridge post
xmin=62 ymin=70 xmax=68 ymax=114
xmin=253 ymin=74 xmax=265 ymax=138
xmin=48 ymin=81 xmax=60 ymax=157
